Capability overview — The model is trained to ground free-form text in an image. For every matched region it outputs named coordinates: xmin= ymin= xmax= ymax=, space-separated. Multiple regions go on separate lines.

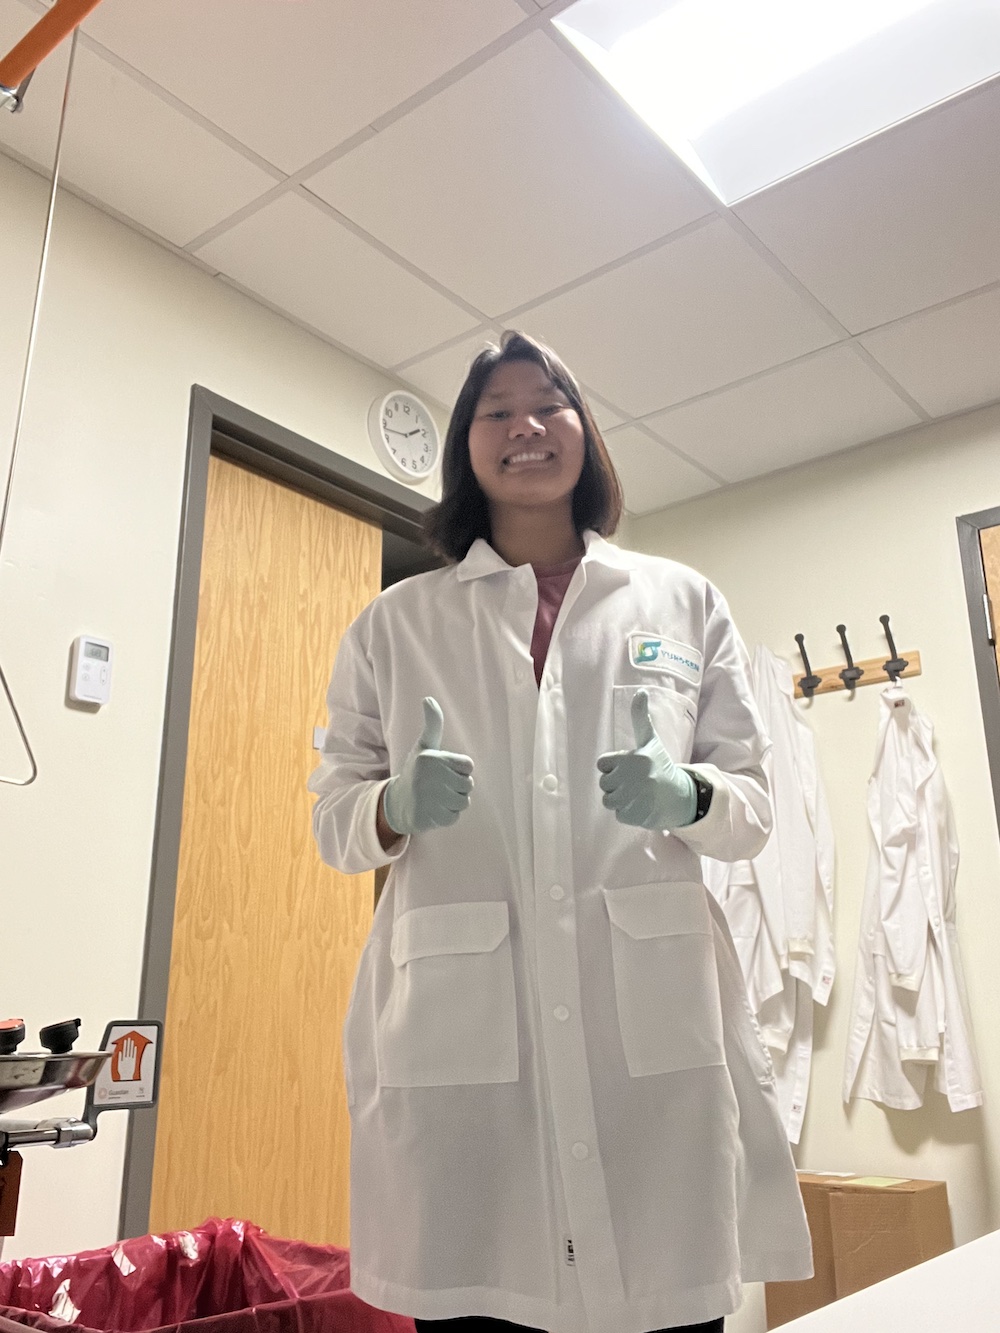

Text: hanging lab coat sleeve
xmin=705 ymin=893 xmax=813 ymax=1278
xmin=673 ymin=588 xmax=773 ymax=863
xmin=309 ymin=604 xmax=409 ymax=875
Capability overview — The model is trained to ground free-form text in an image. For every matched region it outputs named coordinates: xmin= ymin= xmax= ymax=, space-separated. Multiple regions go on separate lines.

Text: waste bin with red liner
xmin=0 ymin=1218 xmax=414 ymax=1333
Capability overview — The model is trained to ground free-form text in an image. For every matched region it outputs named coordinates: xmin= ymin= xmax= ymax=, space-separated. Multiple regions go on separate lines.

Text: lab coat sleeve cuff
xmin=355 ymin=778 xmax=410 ymax=869
xmin=670 ymin=762 xmax=768 ymax=861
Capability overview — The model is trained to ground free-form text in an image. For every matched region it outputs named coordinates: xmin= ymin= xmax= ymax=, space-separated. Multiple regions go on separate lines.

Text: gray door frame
xmin=957 ymin=504 xmax=1000 ymax=840
xmin=119 ymin=385 xmax=433 ymax=1238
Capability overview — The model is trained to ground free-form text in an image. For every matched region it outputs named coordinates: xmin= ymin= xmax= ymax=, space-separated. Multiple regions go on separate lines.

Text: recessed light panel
xmin=554 ymin=0 xmax=1000 ymax=203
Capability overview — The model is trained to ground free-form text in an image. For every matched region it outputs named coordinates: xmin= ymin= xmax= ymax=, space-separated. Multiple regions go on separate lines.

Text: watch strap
xmin=691 ymin=772 xmax=713 ymax=822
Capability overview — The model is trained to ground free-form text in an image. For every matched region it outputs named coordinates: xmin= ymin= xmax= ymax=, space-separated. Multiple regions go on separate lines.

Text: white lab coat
xmin=309 ymin=532 xmax=812 ymax=1333
xmin=704 ymin=647 xmax=835 ymax=1144
xmin=843 ymin=684 xmax=982 ymax=1112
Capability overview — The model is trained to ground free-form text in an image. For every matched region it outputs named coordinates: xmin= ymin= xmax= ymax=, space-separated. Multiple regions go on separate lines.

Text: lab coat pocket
xmin=604 ymin=882 xmax=725 ymax=1077
xmin=613 ymin=684 xmax=697 ymax=762
xmin=378 ymin=900 xmax=519 ymax=1088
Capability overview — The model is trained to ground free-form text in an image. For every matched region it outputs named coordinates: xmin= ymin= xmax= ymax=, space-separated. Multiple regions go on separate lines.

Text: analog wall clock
xmin=367 ymin=391 xmax=440 ymax=484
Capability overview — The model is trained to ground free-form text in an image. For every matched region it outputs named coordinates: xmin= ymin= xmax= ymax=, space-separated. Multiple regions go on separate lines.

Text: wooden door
xmin=150 ymin=454 xmax=381 ymax=1245
xmin=981 ymin=525 xmax=1000 ymax=683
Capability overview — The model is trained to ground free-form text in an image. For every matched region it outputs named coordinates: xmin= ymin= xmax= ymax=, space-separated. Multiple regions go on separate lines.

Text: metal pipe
xmin=0 ymin=31 xmax=78 ymax=788
xmin=0 ymin=0 xmax=103 ymax=93
xmin=0 ymin=1118 xmax=95 ymax=1155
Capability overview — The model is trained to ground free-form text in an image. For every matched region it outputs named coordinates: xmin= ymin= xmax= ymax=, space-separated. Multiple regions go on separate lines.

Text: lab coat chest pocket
xmin=613 ymin=684 xmax=697 ymax=762
xmin=378 ymin=901 xmax=519 ymax=1088
xmin=604 ymin=883 xmax=725 ymax=1078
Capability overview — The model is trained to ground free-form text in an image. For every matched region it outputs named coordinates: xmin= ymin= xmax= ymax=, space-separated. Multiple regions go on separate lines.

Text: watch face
xmin=375 ymin=393 xmax=439 ymax=481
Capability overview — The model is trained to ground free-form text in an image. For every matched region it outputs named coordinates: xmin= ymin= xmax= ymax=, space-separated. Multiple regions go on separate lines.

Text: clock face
xmin=368 ymin=392 xmax=440 ymax=484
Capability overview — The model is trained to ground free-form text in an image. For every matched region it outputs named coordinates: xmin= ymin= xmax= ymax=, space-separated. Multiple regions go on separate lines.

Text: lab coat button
xmin=571 ymin=1142 xmax=589 ymax=1161
xmin=549 ymin=885 xmax=565 ymax=901
xmin=542 ymin=774 xmax=558 ymax=793
xmin=554 ymin=1006 xmax=570 ymax=1022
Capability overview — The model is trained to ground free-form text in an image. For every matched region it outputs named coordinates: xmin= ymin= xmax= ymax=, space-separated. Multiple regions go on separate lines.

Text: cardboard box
xmin=765 ymin=1173 xmax=954 ymax=1329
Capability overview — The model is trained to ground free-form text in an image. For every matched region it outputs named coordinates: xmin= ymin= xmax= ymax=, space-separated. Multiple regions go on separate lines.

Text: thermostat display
xmin=70 ymin=635 xmax=113 ymax=705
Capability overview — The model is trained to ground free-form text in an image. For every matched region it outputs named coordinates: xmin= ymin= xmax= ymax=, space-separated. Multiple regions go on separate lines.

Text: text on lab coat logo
xmin=628 ymin=633 xmax=703 ymax=685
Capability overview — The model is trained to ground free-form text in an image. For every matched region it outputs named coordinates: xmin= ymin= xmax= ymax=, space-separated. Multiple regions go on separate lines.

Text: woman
xmin=309 ymin=332 xmax=811 ymax=1333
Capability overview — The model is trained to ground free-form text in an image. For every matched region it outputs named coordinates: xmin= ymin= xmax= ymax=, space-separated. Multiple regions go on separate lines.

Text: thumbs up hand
xmin=383 ymin=697 xmax=475 ymax=836
xmin=596 ymin=689 xmax=697 ymax=830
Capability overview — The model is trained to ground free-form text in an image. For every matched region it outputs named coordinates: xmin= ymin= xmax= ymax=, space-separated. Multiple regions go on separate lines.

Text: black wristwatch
xmin=691 ymin=772 xmax=714 ymax=822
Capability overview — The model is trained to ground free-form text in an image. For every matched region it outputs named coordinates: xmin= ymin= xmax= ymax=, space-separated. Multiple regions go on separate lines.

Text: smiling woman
xmin=467 ymin=357 xmax=587 ymax=567
xmin=425 ymin=330 xmax=622 ymax=567
xmin=308 ymin=328 xmax=812 ymax=1333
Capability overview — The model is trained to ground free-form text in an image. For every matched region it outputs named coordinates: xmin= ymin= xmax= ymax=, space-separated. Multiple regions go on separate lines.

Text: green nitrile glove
xmin=383 ymin=697 xmax=474 ymax=836
xmin=596 ymin=688 xmax=697 ymax=830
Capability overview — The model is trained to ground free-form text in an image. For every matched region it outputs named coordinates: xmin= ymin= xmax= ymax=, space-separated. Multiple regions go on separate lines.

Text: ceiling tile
xmin=56 ymin=49 xmax=276 ymax=247
xmin=305 ymin=31 xmax=711 ymax=315
xmin=859 ymin=287 xmax=1000 ymax=418
xmin=196 ymin=193 xmax=478 ymax=367
xmin=603 ymin=426 xmax=718 ymax=515
xmin=644 ymin=345 xmax=922 ymax=482
xmin=736 ymin=81 xmax=1000 ymax=333
xmin=518 ymin=219 xmax=838 ymax=417
xmin=81 ymin=0 xmax=527 ymax=173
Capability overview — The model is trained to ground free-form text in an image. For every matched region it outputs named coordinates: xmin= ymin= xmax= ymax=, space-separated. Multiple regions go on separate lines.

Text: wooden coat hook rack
xmin=794 ymin=615 xmax=921 ymax=699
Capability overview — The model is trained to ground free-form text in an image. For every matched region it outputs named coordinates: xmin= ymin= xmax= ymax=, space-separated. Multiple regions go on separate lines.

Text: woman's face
xmin=467 ymin=360 xmax=586 ymax=519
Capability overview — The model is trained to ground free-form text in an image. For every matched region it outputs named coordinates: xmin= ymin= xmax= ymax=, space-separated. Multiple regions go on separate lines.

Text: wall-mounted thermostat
xmin=70 ymin=635 xmax=113 ymax=705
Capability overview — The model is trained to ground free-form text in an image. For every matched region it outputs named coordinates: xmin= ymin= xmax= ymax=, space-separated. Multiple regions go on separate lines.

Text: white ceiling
xmin=2 ymin=0 xmax=999 ymax=515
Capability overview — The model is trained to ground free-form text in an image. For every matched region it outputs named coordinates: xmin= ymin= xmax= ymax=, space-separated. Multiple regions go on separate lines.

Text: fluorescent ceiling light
xmin=553 ymin=0 xmax=1000 ymax=203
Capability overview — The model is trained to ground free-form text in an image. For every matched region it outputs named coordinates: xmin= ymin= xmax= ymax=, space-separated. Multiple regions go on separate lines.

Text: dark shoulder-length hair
xmin=423 ymin=330 xmax=624 ymax=563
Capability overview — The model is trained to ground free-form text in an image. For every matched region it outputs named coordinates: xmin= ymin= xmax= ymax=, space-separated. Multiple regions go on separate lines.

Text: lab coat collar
xmin=456 ymin=529 xmax=635 ymax=582
xmin=880 ymin=683 xmax=936 ymax=792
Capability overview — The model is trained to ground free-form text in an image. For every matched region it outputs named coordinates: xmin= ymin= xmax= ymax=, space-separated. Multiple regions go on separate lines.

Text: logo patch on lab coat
xmin=628 ymin=633 xmax=702 ymax=685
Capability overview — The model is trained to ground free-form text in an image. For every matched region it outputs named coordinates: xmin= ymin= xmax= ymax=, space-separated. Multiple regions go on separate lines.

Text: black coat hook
xmin=880 ymin=614 xmax=909 ymax=682
xmin=794 ymin=634 xmax=822 ymax=699
xmin=836 ymin=624 xmax=864 ymax=694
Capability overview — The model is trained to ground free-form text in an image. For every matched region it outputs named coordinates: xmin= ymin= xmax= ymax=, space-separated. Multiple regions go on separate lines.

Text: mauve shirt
xmin=530 ymin=555 xmax=583 ymax=686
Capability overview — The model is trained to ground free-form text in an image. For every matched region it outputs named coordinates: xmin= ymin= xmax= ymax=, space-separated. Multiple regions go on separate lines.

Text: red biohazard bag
xmin=0 ymin=1218 xmax=414 ymax=1333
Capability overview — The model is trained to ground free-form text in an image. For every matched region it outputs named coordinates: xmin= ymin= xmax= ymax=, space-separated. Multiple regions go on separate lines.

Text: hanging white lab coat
xmin=843 ymin=684 xmax=982 ymax=1112
xmin=704 ymin=647 xmax=835 ymax=1144
xmin=309 ymin=532 xmax=811 ymax=1333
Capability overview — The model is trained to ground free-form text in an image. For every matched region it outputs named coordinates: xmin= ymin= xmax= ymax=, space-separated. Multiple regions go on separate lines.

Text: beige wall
xmin=0 ymin=149 xmax=440 ymax=1260
xmin=628 ymin=404 xmax=1000 ymax=1265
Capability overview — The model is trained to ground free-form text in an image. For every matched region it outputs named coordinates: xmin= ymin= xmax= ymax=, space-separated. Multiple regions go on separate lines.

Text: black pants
xmin=414 ymin=1319 xmax=724 ymax=1332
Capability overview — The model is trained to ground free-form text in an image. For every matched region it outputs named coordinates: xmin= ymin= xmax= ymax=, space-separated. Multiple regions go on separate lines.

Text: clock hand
xmin=404 ymin=428 xmax=422 ymax=437
xmin=385 ymin=428 xmax=407 ymax=436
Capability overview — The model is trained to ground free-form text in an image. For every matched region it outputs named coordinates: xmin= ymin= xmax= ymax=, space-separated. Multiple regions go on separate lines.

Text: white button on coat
xmin=310 ymin=532 xmax=811 ymax=1333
